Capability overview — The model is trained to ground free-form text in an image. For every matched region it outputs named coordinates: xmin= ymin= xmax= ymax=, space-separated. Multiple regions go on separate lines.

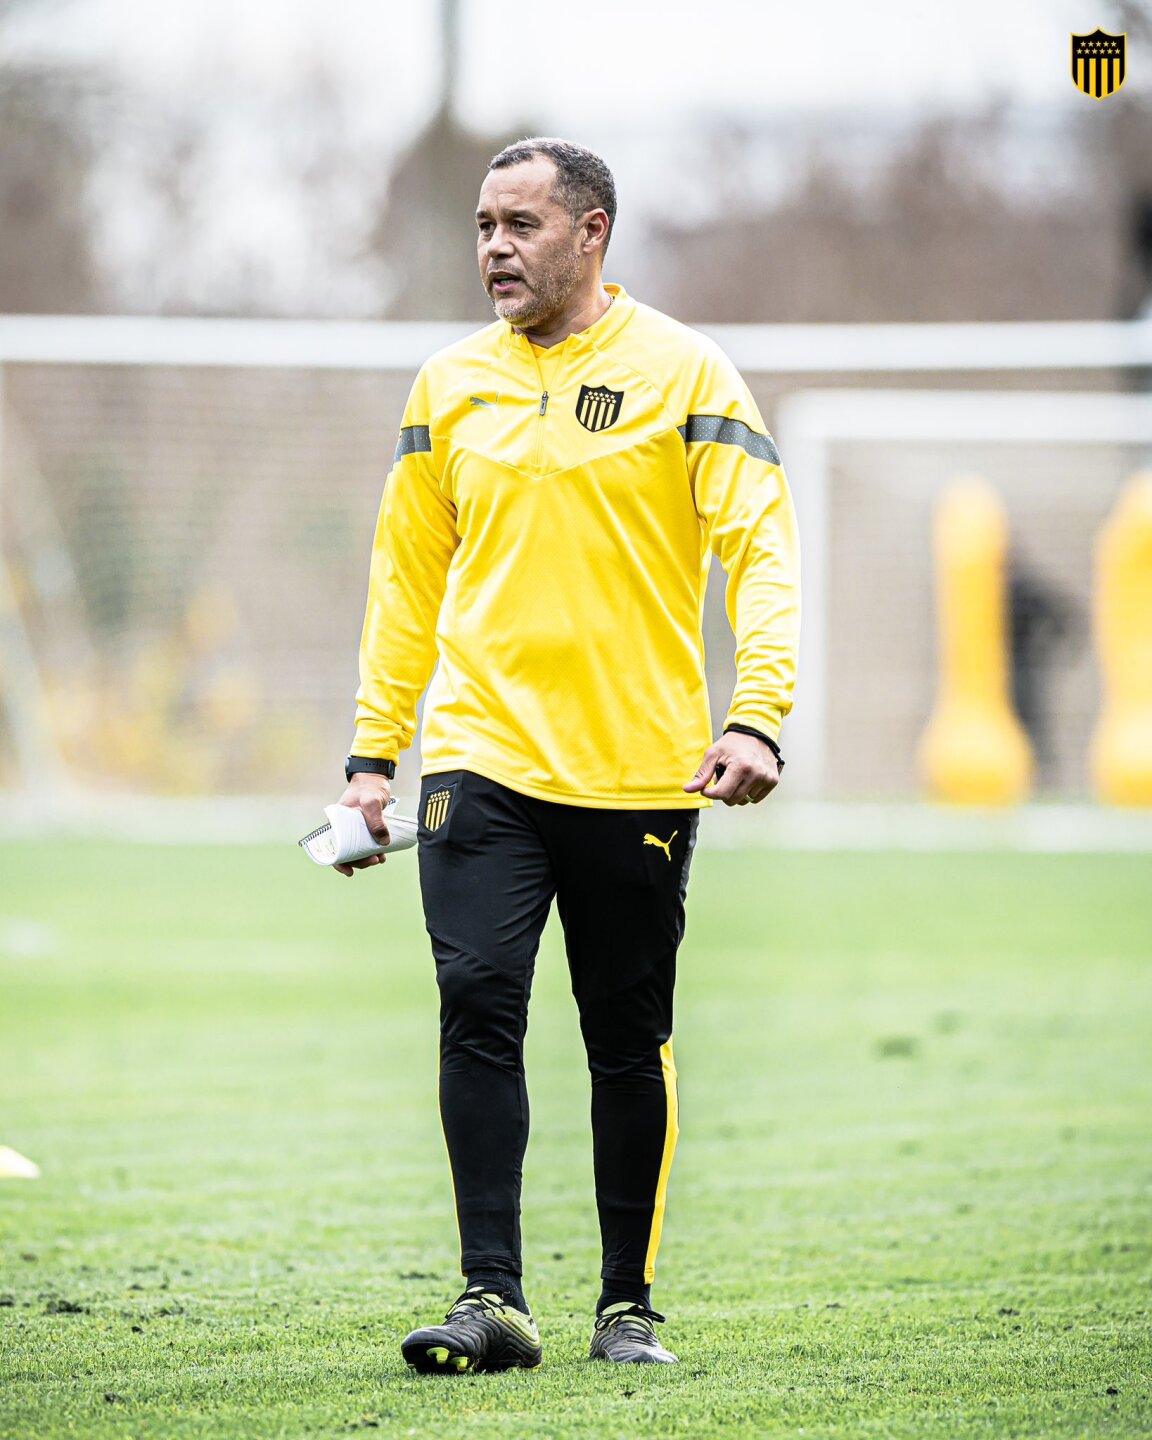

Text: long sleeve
xmin=352 ymin=369 xmax=459 ymax=759
xmin=350 ymin=294 xmax=793 ymax=806
xmin=686 ymin=354 xmax=801 ymax=743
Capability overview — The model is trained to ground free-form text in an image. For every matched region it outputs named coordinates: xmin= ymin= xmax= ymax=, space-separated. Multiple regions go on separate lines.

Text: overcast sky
xmin=4 ymin=0 xmax=1132 ymax=134
xmin=2 ymin=0 xmax=1135 ymax=314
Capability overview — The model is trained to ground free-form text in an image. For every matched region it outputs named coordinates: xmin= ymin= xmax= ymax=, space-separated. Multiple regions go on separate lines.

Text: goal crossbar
xmin=1 ymin=314 xmax=1150 ymax=372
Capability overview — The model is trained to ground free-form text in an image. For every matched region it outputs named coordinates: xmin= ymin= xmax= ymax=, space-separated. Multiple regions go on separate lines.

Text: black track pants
xmin=416 ymin=770 xmax=698 ymax=1291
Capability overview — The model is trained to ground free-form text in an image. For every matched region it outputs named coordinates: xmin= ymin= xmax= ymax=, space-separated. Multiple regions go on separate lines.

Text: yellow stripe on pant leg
xmin=643 ymin=1040 xmax=680 ymax=1283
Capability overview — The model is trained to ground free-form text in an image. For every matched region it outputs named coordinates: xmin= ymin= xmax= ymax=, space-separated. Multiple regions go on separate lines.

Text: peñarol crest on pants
xmin=576 ymin=384 xmax=623 ymax=433
xmin=1072 ymin=29 xmax=1126 ymax=99
xmin=423 ymin=786 xmax=453 ymax=832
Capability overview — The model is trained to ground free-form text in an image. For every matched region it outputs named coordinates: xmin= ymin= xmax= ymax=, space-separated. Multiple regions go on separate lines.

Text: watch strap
xmin=345 ymin=755 xmax=396 ymax=782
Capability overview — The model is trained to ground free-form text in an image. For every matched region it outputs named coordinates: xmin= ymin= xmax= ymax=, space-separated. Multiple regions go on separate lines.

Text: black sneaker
xmin=589 ymin=1302 xmax=678 ymax=1364
xmin=401 ymin=1286 xmax=542 ymax=1374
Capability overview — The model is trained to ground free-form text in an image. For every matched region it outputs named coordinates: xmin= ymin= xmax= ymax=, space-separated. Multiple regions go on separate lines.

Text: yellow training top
xmin=353 ymin=285 xmax=800 ymax=810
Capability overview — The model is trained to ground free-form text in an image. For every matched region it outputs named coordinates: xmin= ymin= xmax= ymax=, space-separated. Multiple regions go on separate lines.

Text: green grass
xmin=1 ymin=839 xmax=1150 ymax=1439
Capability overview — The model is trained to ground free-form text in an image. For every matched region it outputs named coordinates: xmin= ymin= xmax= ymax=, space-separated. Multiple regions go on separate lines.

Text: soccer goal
xmin=774 ymin=385 xmax=1152 ymax=798
xmin=1 ymin=313 xmax=1149 ymax=802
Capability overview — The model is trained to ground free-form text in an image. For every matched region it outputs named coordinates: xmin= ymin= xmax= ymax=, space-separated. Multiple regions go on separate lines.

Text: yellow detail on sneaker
xmin=589 ymin=1302 xmax=678 ymax=1365
xmin=490 ymin=1303 xmax=541 ymax=1346
xmin=402 ymin=1287 xmax=543 ymax=1374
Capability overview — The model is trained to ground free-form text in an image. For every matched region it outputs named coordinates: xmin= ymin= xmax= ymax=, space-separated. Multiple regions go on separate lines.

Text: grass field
xmin=1 ymin=836 xmax=1150 ymax=1439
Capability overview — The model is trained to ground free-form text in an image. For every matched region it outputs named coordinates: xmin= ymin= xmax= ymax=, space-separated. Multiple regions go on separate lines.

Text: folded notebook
xmin=299 ymin=798 xmax=418 ymax=866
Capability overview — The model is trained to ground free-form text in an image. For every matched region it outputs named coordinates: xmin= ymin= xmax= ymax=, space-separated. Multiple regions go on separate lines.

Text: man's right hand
xmin=332 ymin=772 xmax=393 ymax=878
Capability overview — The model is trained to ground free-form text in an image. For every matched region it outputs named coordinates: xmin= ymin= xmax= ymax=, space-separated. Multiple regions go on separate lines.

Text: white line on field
xmin=0 ymin=796 xmax=1150 ymax=853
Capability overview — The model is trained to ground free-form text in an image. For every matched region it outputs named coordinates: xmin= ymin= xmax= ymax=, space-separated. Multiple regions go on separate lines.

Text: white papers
xmin=299 ymin=798 xmax=418 ymax=866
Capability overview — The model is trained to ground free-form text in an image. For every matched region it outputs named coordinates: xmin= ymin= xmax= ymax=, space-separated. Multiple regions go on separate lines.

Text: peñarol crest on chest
xmin=1071 ymin=29 xmax=1126 ymax=99
xmin=575 ymin=384 xmax=624 ymax=433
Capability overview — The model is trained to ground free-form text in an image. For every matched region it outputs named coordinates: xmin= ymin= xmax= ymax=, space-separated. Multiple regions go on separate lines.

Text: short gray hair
xmin=488 ymin=137 xmax=617 ymax=253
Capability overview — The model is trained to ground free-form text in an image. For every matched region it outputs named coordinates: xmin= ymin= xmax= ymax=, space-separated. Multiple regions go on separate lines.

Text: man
xmin=336 ymin=138 xmax=799 ymax=1372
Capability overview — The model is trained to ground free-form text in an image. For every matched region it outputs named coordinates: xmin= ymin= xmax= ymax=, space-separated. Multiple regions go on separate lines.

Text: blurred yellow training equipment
xmin=918 ymin=478 xmax=1033 ymax=805
xmin=1090 ymin=473 xmax=1152 ymax=806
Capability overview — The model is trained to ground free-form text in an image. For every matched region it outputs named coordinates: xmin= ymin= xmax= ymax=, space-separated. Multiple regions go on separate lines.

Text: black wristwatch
xmin=345 ymin=755 xmax=396 ymax=783
xmin=724 ymin=724 xmax=784 ymax=769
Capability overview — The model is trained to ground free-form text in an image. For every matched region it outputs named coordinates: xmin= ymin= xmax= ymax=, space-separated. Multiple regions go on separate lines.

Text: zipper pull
xmin=539 ymin=391 xmax=549 ymax=416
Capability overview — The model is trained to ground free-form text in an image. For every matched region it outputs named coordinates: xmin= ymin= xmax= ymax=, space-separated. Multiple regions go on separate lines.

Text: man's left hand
xmin=683 ymin=732 xmax=780 ymax=806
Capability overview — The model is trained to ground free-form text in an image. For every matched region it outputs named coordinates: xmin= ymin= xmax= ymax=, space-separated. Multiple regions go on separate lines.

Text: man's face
xmin=476 ymin=156 xmax=585 ymax=330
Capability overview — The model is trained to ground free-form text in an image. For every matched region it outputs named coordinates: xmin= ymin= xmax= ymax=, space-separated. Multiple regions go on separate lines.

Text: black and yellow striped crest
xmin=576 ymin=384 xmax=623 ymax=433
xmin=1072 ymin=29 xmax=1126 ymax=99
xmin=423 ymin=787 xmax=453 ymax=832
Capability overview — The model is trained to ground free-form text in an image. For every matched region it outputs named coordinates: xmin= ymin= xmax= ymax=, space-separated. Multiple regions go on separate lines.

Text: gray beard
xmin=490 ymin=249 xmax=583 ymax=331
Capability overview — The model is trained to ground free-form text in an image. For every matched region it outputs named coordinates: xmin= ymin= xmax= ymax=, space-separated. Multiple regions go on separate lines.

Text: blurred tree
xmin=649 ymin=109 xmax=1127 ymax=323
xmin=364 ymin=0 xmax=523 ymax=320
xmin=1098 ymin=0 xmax=1152 ymax=319
xmin=0 ymin=63 xmax=101 ymax=312
xmin=367 ymin=107 xmax=521 ymax=321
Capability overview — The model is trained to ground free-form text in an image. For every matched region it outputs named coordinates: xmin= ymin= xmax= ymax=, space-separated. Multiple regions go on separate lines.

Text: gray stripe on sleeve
xmin=677 ymin=414 xmax=781 ymax=466
xmin=393 ymin=425 xmax=432 ymax=463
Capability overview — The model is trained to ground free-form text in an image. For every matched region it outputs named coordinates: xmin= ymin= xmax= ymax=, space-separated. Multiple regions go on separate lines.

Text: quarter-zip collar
xmin=501 ymin=284 xmax=635 ymax=360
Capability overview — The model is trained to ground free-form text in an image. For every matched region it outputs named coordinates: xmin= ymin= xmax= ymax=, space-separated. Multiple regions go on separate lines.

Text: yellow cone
xmin=1091 ymin=473 xmax=1152 ymax=806
xmin=0 ymin=1145 xmax=41 ymax=1179
xmin=918 ymin=477 xmax=1033 ymax=805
